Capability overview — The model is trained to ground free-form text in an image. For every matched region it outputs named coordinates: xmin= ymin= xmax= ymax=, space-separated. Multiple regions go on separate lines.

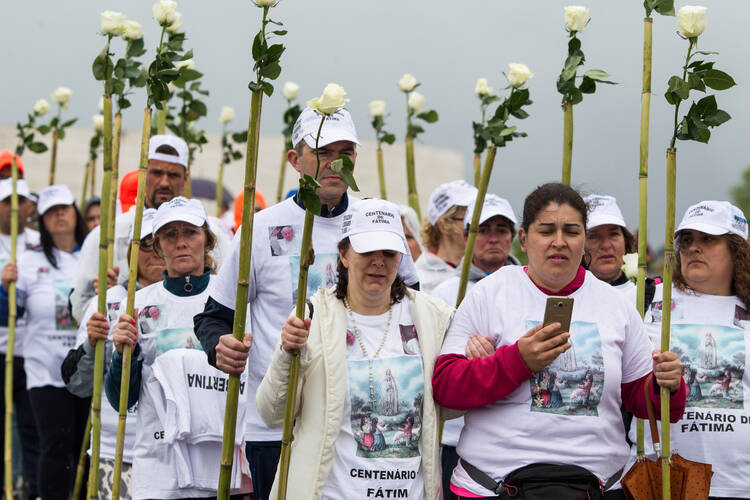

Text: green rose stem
xmin=405 ymin=135 xmax=420 ymax=219
xmin=376 ymin=145 xmax=387 ymax=199
xmin=73 ymin=413 xmax=92 ymax=500
xmin=277 ymin=114 xmax=326 ymax=500
xmin=635 ymin=16 xmax=654 ymax=461
xmin=3 ymin=156 xmax=19 ymax=499
xmin=216 ymin=123 xmax=227 ymax=217
xmin=276 ymin=142 xmax=289 ymax=204
xmin=81 ymin=159 xmax=91 ymax=211
xmin=90 ymin=159 xmax=96 ymax=199
xmin=48 ymin=109 xmax=60 ymax=186
xmin=88 ymin=91 xmax=114 ymax=500
xmin=561 ymin=102 xmax=573 ymax=185
xmin=112 ymin=107 xmax=152 ymax=499
xmin=108 ymin=113 xmax=122 ymax=268
xmin=472 ymin=153 xmax=481 ymax=187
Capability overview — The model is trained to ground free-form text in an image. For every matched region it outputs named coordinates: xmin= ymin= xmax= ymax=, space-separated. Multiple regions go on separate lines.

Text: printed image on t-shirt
xmin=107 ymin=301 xmax=121 ymax=324
xmin=399 ymin=325 xmax=420 ymax=356
xmin=268 ymin=225 xmax=302 ymax=257
xmin=347 ymin=355 xmax=423 ymax=459
xmin=526 ymin=321 xmax=604 ymax=416
xmin=649 ymin=298 xmax=684 ymax=324
xmin=137 ymin=305 xmax=167 ymax=335
xmin=672 ymin=324 xmax=745 ymax=409
xmin=733 ymin=305 xmax=750 ymax=330
xmin=289 ymin=253 xmax=338 ymax=303
xmin=54 ymin=279 xmax=75 ymax=330
xmin=154 ymin=327 xmax=203 ymax=357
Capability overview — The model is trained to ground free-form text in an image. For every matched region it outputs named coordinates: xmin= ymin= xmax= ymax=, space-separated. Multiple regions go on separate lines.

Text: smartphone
xmin=543 ymin=296 xmax=574 ymax=336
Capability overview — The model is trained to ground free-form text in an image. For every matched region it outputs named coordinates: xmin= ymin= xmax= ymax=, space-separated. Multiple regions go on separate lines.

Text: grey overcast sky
xmin=2 ymin=0 xmax=748 ymax=243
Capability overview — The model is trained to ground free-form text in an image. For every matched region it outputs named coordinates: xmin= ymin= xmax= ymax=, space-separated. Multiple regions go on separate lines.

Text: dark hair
xmin=521 ymin=183 xmax=587 ymax=232
xmin=153 ymin=222 xmax=218 ymax=273
xmin=334 ymin=237 xmax=407 ymax=304
xmin=39 ymin=205 xmax=87 ymax=269
xmin=464 ymin=215 xmax=516 ymax=239
xmin=155 ymin=144 xmax=179 ymax=156
xmin=84 ymin=195 xmax=101 ymax=214
xmin=674 ymin=233 xmax=750 ymax=309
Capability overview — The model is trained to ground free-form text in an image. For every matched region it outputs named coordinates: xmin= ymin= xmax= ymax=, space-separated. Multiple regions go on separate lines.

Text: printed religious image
xmin=289 ymin=253 xmax=338 ymax=303
xmin=155 ymin=328 xmax=203 ymax=357
xmin=399 ymin=324 xmax=420 ymax=356
xmin=268 ymin=224 xmax=302 ymax=257
xmin=671 ymin=324 xmax=745 ymax=409
xmin=649 ymin=299 xmax=684 ymax=324
xmin=347 ymin=354 xmax=423 ymax=459
xmin=734 ymin=305 xmax=750 ymax=330
xmin=527 ymin=321 xmax=604 ymax=416
xmin=137 ymin=304 xmax=167 ymax=335
xmin=54 ymin=279 xmax=76 ymax=330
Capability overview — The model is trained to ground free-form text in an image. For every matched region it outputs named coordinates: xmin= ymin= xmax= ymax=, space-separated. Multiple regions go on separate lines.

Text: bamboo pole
xmin=635 ymin=16 xmax=653 ymax=461
xmin=111 ymin=107 xmax=152 ymax=499
xmin=88 ymin=94 xmax=114 ymax=499
xmin=184 ymin=159 xmax=192 ymax=199
xmin=217 ymin=90 xmax=263 ymax=499
xmin=276 ymin=146 xmax=288 ymax=204
xmin=81 ymin=160 xmax=91 ymax=213
xmin=73 ymin=412 xmax=92 ymax=500
xmin=109 ymin=113 xmax=122 ymax=268
xmin=48 ymin=129 xmax=59 ymax=186
xmin=90 ymin=159 xmax=96 ymax=200
xmin=157 ymin=102 xmax=167 ymax=134
xmin=216 ymin=162 xmax=225 ymax=218
xmin=405 ymin=136 xmax=420 ymax=220
xmin=472 ymin=153 xmax=481 ymax=187
xmin=3 ymin=156 xmax=19 ymax=500
xmin=561 ymin=102 xmax=573 ymax=185
xmin=376 ymin=147 xmax=387 ymax=199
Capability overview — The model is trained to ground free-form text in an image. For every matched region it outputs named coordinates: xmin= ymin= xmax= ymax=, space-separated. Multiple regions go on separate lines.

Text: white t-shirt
xmin=0 ymin=228 xmax=40 ymax=356
xmin=414 ymin=252 xmax=456 ymax=295
xmin=76 ymin=284 xmax=137 ymax=463
xmin=16 ymin=247 xmax=80 ymax=390
xmin=211 ymin=196 xmax=359 ymax=442
xmin=321 ymin=296 xmax=425 ymax=500
xmin=626 ymin=285 xmax=750 ymax=498
xmin=128 ymin=278 xmax=247 ymax=499
xmin=440 ymin=266 xmax=653 ymax=496
xmin=614 ymin=279 xmax=635 ymax=294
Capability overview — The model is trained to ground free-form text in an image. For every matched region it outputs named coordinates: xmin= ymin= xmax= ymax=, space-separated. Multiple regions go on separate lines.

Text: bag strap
xmin=644 ymin=373 xmax=660 ymax=446
xmin=459 ymin=458 xmax=504 ymax=496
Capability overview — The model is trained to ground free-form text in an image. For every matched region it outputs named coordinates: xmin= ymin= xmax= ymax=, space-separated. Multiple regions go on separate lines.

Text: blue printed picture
xmin=527 ymin=321 xmax=604 ymax=416
xmin=348 ymin=355 xmax=424 ymax=458
xmin=672 ymin=324 xmax=745 ymax=409
xmin=155 ymin=327 xmax=203 ymax=357
xmin=53 ymin=279 xmax=75 ymax=330
xmin=289 ymin=253 xmax=338 ymax=303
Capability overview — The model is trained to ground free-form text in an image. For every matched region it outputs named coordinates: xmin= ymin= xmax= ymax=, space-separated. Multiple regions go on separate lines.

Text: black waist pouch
xmin=460 ymin=460 xmax=604 ymax=500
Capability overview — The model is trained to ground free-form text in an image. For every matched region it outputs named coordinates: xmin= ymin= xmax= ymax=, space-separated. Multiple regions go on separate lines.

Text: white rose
xmin=507 ymin=63 xmax=534 ymax=88
xmin=369 ymin=100 xmax=386 ymax=118
xmin=677 ymin=6 xmax=707 ymax=38
xmin=621 ymin=253 xmax=639 ymax=281
xmin=407 ymin=92 xmax=425 ymax=112
xmin=282 ymin=81 xmax=299 ymax=100
xmin=166 ymin=11 xmax=182 ymax=32
xmin=306 ymin=83 xmax=348 ymax=116
xmin=219 ymin=106 xmax=235 ymax=124
xmin=122 ymin=20 xmax=143 ymax=40
xmin=564 ymin=6 xmax=589 ymax=33
xmin=167 ymin=82 xmax=175 ymax=94
xmin=176 ymin=58 xmax=195 ymax=70
xmin=93 ymin=114 xmax=104 ymax=132
xmin=51 ymin=87 xmax=73 ymax=107
xmin=398 ymin=73 xmax=418 ymax=92
xmin=255 ymin=0 xmax=277 ymax=6
xmin=475 ymin=77 xmax=492 ymax=96
xmin=152 ymin=0 xmax=178 ymax=25
xmin=101 ymin=11 xmax=126 ymax=36
xmin=33 ymin=99 xmax=50 ymax=116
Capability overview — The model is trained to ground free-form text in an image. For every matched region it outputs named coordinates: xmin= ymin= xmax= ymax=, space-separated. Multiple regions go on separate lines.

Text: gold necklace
xmin=344 ymin=298 xmax=393 ymax=408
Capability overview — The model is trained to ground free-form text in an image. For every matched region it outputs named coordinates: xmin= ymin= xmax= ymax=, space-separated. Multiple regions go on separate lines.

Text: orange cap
xmin=0 ymin=151 xmax=25 ymax=176
xmin=233 ymin=190 xmax=267 ymax=232
xmin=119 ymin=170 xmax=140 ymax=213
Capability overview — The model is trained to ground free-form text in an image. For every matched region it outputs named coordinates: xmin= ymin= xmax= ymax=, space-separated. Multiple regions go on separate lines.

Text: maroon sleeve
xmin=432 ymin=341 xmax=533 ymax=411
xmin=621 ymin=372 xmax=687 ymax=423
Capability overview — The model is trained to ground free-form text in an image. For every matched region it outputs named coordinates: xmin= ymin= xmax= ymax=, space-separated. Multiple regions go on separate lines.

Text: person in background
xmin=83 ymin=196 xmax=101 ymax=232
xmin=0 ymin=150 xmax=25 ymax=180
xmin=0 ymin=177 xmax=40 ymax=498
xmin=416 ymin=180 xmax=477 ymax=294
xmin=399 ymin=204 xmax=423 ymax=261
xmin=230 ymin=189 xmax=268 ymax=233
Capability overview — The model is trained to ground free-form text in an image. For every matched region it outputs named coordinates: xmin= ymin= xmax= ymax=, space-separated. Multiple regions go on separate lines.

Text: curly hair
xmin=153 ymin=222 xmax=217 ymax=274
xmin=420 ymin=205 xmax=464 ymax=253
xmin=334 ymin=237 xmax=407 ymax=305
xmin=674 ymin=233 xmax=750 ymax=309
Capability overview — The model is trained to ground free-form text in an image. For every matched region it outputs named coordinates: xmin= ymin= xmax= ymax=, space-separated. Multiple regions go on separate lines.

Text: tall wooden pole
xmin=561 ymin=102 xmax=573 ymax=185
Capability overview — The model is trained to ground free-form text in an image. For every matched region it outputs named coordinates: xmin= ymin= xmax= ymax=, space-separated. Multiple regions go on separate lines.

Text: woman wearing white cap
xmin=105 ymin=197 xmax=249 ymax=499
xmin=0 ymin=185 xmax=88 ymax=498
xmin=623 ymin=200 xmax=750 ymax=499
xmin=257 ymin=198 xmax=455 ymax=499
xmin=416 ymin=180 xmax=478 ymax=294
xmin=61 ymin=209 xmax=164 ymax=499
xmin=399 ymin=205 xmax=424 ymax=261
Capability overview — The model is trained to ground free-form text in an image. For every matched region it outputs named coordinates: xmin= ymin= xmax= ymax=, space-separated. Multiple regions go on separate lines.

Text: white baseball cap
xmin=152 ymin=196 xmax=207 ymax=236
xmin=464 ymin=193 xmax=518 ymax=229
xmin=584 ymin=194 xmax=627 ymax=230
xmin=38 ymin=184 xmax=75 ymax=215
xmin=0 ymin=178 xmax=31 ymax=202
xmin=341 ymin=199 xmax=407 ymax=254
xmin=129 ymin=208 xmax=158 ymax=241
xmin=148 ymin=134 xmax=189 ymax=168
xmin=676 ymin=200 xmax=748 ymax=239
xmin=292 ymin=107 xmax=360 ymax=149
xmin=427 ymin=180 xmax=478 ymax=226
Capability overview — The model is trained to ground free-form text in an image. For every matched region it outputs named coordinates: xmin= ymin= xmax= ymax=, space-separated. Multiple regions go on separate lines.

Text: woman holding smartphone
xmin=432 ymin=183 xmax=687 ymax=499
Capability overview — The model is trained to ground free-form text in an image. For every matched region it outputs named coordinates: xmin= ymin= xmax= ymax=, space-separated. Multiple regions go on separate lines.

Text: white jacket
xmin=257 ymin=286 xmax=455 ymax=500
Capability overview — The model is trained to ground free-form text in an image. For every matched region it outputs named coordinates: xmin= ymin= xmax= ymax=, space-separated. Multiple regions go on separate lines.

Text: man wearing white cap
xmin=0 ymin=178 xmax=40 ymax=498
xmin=431 ymin=193 xmax=518 ymax=500
xmin=195 ymin=107 xmax=418 ymax=500
xmin=70 ymin=134 xmax=231 ymax=322
xmin=416 ymin=180 xmax=478 ymax=294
